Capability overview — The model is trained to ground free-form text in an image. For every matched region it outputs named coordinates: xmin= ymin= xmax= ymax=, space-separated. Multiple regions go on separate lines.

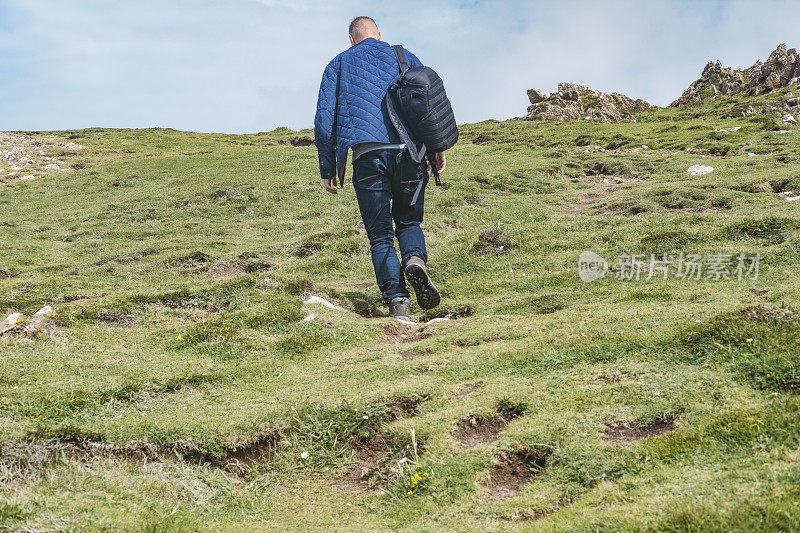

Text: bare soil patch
xmin=603 ymin=418 xmax=675 ymax=443
xmin=333 ymin=435 xmax=387 ymax=492
xmin=485 ymin=449 xmax=550 ymax=499
xmin=95 ymin=309 xmax=135 ymax=327
xmin=564 ymin=188 xmax=613 ymax=214
xmin=452 ymin=381 xmax=485 ymax=398
xmin=742 ymin=305 xmax=795 ymax=322
xmin=207 ymin=262 xmax=247 ymax=278
xmin=398 ymin=347 xmax=432 ymax=360
xmin=204 ymin=434 xmax=279 ymax=476
xmin=564 ymin=168 xmax=645 ymax=215
xmin=452 ymin=413 xmax=515 ymax=449
xmin=381 ymin=323 xmax=431 ymax=345
xmin=278 ymin=136 xmax=315 ymax=147
xmin=57 ymin=294 xmax=90 ymax=303
xmin=1 ymin=432 xmax=281 ymax=483
xmin=414 ymin=363 xmax=445 ymax=374
xmin=387 ymin=395 xmax=428 ymax=417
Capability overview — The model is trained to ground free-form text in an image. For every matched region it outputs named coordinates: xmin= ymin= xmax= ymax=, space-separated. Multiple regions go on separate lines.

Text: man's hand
xmin=433 ymin=152 xmax=446 ymax=174
xmin=322 ymin=178 xmax=338 ymax=194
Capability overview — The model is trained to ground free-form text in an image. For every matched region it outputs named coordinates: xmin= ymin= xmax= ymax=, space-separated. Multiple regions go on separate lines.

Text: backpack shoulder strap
xmin=385 ymin=89 xmax=424 ymax=163
xmin=391 ymin=45 xmax=411 ymax=75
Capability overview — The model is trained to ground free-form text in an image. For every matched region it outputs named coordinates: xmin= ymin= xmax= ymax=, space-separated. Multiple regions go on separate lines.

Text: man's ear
xmin=349 ymin=34 xmax=356 ymax=46
xmin=376 ymin=31 xmax=381 ymax=41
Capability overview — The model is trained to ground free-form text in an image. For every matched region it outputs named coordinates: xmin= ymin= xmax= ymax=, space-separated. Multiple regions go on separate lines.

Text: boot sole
xmin=405 ymin=263 xmax=440 ymax=310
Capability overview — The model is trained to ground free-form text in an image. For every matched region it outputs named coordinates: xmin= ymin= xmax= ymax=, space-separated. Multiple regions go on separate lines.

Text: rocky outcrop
xmin=0 ymin=307 xmax=56 ymax=338
xmin=0 ymin=132 xmax=82 ymax=183
xmin=525 ymin=83 xmax=654 ymax=123
xmin=672 ymin=43 xmax=800 ymax=106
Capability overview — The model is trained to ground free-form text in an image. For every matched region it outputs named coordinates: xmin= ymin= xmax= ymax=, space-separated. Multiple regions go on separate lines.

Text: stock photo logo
xmin=578 ymin=251 xmax=609 ymax=282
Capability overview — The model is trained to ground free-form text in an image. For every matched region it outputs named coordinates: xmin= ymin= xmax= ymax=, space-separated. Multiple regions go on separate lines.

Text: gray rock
xmin=672 ymin=43 xmax=800 ymax=107
xmin=526 ymin=89 xmax=547 ymax=104
xmin=22 ymin=317 xmax=53 ymax=337
xmin=525 ymin=83 xmax=653 ymax=123
xmin=0 ymin=313 xmax=24 ymax=335
xmin=687 ymin=165 xmax=714 ymax=175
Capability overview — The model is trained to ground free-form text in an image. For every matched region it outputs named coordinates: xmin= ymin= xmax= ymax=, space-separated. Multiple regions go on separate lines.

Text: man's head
xmin=348 ymin=16 xmax=380 ymax=46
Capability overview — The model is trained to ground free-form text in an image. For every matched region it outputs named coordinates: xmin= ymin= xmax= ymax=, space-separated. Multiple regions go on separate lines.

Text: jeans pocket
xmin=353 ymin=154 xmax=385 ymax=190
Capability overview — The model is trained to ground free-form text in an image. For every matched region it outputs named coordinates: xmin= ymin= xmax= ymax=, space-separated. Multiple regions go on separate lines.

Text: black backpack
xmin=385 ymin=45 xmax=458 ymax=189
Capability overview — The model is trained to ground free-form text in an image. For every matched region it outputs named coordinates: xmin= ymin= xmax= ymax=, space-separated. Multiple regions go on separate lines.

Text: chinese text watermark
xmin=578 ymin=251 xmax=760 ymax=283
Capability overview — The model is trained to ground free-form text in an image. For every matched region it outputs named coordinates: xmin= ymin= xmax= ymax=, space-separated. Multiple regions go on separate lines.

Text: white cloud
xmin=0 ymin=0 xmax=799 ymax=132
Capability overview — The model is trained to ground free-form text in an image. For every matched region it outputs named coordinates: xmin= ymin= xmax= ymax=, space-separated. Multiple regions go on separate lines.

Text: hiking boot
xmin=388 ymin=297 xmax=411 ymax=321
xmin=404 ymin=256 xmax=440 ymax=310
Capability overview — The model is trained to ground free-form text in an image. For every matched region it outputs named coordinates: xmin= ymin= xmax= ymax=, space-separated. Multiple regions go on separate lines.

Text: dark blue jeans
xmin=353 ymin=149 xmax=429 ymax=303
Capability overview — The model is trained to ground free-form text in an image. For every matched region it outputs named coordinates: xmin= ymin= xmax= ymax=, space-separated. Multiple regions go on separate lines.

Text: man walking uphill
xmin=314 ymin=16 xmax=447 ymax=321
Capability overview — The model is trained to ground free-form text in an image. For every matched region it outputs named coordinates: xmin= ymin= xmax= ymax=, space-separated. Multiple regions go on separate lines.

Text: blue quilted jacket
xmin=314 ymin=38 xmax=422 ymax=181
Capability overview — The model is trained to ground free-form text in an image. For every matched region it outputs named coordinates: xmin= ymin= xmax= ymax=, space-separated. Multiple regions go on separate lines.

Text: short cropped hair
xmin=348 ymin=16 xmax=378 ymax=40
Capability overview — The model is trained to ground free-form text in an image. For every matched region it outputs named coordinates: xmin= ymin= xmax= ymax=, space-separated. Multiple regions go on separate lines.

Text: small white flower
xmin=300 ymin=451 xmax=309 ymax=459
xmin=363 ymin=415 xmax=369 ymax=419
xmin=398 ymin=457 xmax=408 ymax=464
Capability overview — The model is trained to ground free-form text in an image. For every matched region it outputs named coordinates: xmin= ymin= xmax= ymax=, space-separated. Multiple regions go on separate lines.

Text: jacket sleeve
xmin=314 ymin=57 xmax=340 ymax=180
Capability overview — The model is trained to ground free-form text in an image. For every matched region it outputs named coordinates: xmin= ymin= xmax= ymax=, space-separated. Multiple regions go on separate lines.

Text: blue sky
xmin=1 ymin=0 xmax=799 ymax=133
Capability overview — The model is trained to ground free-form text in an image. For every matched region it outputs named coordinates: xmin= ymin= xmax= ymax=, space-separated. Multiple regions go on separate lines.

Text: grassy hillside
xmin=1 ymin=94 xmax=799 ymax=531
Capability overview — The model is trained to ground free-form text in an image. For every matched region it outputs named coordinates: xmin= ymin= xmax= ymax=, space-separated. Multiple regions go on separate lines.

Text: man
xmin=314 ymin=16 xmax=446 ymax=321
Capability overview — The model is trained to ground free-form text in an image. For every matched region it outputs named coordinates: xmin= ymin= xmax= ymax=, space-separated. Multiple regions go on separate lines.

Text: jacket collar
xmin=354 ymin=37 xmax=378 ymax=47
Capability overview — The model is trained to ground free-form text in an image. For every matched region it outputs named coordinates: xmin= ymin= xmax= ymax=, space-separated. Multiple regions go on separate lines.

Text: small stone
xmin=687 ymin=165 xmax=714 ymax=175
xmin=783 ymin=115 xmax=797 ymax=125
xmin=34 ymin=306 xmax=55 ymax=318
xmin=0 ymin=313 xmax=24 ymax=335
xmin=747 ymin=152 xmax=757 ymax=157
xmin=19 ymin=175 xmax=35 ymax=181
xmin=302 ymin=294 xmax=346 ymax=311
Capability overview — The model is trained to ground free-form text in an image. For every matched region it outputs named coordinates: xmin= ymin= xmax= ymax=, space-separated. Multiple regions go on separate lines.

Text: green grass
xmin=0 ymin=98 xmax=799 ymax=531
